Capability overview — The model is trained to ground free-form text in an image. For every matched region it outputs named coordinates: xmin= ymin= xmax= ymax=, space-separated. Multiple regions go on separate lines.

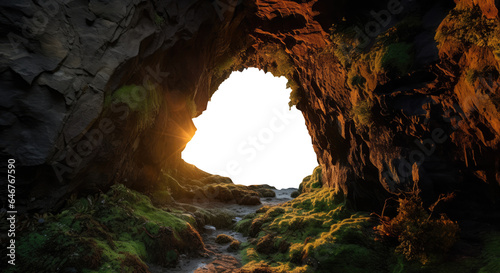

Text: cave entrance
xmin=182 ymin=68 xmax=317 ymax=189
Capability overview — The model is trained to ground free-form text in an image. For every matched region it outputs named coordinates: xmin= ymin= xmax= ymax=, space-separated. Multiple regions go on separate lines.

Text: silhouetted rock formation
xmin=1 ymin=0 xmax=499 ymax=213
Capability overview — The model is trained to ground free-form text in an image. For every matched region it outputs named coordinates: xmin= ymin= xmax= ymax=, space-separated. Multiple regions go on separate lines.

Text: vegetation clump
xmin=228 ymin=240 xmax=241 ymax=252
xmin=352 ymin=100 xmax=374 ymax=128
xmin=8 ymin=184 xmax=205 ymax=273
xmin=298 ymin=165 xmax=323 ymax=194
xmin=104 ymin=84 xmax=162 ymax=130
xmin=238 ymin=184 xmax=379 ymax=272
xmin=374 ymin=187 xmax=459 ymax=264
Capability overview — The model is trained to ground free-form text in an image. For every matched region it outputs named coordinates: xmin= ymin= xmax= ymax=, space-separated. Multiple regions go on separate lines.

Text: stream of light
xmin=182 ymin=68 xmax=318 ymax=189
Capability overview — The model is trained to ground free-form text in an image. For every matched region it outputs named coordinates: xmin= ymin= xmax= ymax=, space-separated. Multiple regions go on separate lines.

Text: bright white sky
xmin=182 ymin=68 xmax=318 ymax=189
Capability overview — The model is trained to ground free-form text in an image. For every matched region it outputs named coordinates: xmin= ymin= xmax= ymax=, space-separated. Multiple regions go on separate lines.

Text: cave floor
xmin=149 ymin=188 xmax=295 ymax=273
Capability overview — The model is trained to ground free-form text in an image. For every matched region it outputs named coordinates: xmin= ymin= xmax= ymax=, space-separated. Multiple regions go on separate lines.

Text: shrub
xmin=374 ymin=190 xmax=459 ymax=264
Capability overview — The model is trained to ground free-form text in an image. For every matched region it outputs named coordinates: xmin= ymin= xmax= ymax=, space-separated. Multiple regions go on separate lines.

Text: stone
xmin=238 ymin=195 xmax=261 ymax=206
xmin=215 ymin=234 xmax=234 ymax=244
xmin=0 ymin=0 xmax=498 ymax=216
xmin=227 ymin=240 xmax=241 ymax=252
xmin=255 ymin=234 xmax=277 ymax=255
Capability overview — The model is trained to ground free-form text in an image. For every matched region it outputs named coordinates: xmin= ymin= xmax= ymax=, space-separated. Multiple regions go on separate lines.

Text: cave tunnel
xmin=1 ymin=0 xmax=500 ymax=271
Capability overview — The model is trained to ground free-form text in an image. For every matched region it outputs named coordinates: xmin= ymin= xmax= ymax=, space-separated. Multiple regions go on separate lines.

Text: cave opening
xmin=182 ymin=68 xmax=318 ymax=189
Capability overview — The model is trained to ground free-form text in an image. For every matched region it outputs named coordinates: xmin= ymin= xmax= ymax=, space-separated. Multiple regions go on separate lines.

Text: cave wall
xmin=1 ymin=0 xmax=499 ymax=212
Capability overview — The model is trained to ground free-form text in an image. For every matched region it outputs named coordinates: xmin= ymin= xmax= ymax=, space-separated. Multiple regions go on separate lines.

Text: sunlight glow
xmin=182 ymin=68 xmax=318 ymax=189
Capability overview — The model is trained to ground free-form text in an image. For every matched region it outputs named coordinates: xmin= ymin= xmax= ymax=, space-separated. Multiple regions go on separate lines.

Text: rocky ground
xmin=155 ymin=188 xmax=296 ymax=273
xmin=1 ymin=168 xmax=499 ymax=273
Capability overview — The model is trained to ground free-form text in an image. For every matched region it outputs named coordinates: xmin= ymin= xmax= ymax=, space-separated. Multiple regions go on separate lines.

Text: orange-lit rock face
xmin=1 ymin=0 xmax=499 ymax=211
xmin=455 ymin=0 xmax=499 ymax=18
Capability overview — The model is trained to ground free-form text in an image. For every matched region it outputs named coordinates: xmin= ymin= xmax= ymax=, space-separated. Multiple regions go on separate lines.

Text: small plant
xmin=374 ymin=185 xmax=459 ymax=264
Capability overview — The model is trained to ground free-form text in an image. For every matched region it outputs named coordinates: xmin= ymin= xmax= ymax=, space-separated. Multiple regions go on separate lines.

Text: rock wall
xmin=1 ymin=0 xmax=499 ymax=212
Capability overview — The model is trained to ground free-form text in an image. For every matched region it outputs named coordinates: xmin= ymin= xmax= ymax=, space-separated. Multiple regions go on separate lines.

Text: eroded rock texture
xmin=1 ymin=0 xmax=499 ymax=212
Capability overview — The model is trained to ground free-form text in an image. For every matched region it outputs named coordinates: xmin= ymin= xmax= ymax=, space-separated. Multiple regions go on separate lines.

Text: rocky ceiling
xmin=1 ymin=0 xmax=499 ymax=213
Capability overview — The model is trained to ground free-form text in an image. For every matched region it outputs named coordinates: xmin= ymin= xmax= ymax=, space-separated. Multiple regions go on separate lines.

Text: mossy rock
xmin=238 ymin=195 xmax=261 ymax=206
xmin=228 ymin=240 xmax=241 ymax=252
xmin=9 ymin=184 xmax=205 ymax=272
xmin=264 ymin=207 xmax=285 ymax=218
xmin=291 ymin=191 xmax=300 ymax=198
xmin=234 ymin=218 xmax=253 ymax=236
xmin=256 ymin=235 xmax=277 ymax=255
xmin=249 ymin=218 xmax=265 ymax=238
xmin=215 ymin=234 xmax=234 ymax=244
xmin=299 ymin=166 xmax=323 ymax=193
xmin=256 ymin=206 xmax=271 ymax=214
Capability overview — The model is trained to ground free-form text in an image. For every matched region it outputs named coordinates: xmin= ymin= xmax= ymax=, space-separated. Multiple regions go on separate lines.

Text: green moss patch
xmin=7 ymin=184 xmax=204 ymax=273
xmin=298 ymin=165 xmax=323 ymax=193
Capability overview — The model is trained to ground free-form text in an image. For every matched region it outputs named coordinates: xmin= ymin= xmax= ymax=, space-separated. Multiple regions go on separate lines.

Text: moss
xmin=329 ymin=22 xmax=361 ymax=67
xmin=153 ymin=13 xmax=164 ymax=26
xmin=260 ymin=44 xmax=295 ymax=77
xmin=379 ymin=43 xmax=413 ymax=76
xmin=215 ymin=234 xmax=235 ymax=244
xmin=374 ymin=192 xmax=459 ymax=265
xmin=10 ymin=184 xmax=204 ymax=272
xmin=298 ymin=166 xmax=322 ymax=193
xmin=287 ymin=80 xmax=303 ymax=108
xmin=265 ymin=207 xmax=285 ymax=218
xmin=479 ymin=232 xmax=500 ymax=273
xmin=436 ymin=7 xmax=500 ymax=50
xmin=348 ymin=74 xmax=366 ymax=89
xmin=228 ymin=240 xmax=241 ymax=252
xmin=239 ymin=168 xmax=376 ymax=272
xmin=104 ymin=83 xmax=162 ymax=130
xmin=120 ymin=252 xmax=149 ymax=273
xmin=352 ymin=100 xmax=374 ymax=128
xmin=149 ymin=190 xmax=174 ymax=207
xmin=240 ymin=186 xmax=380 ymax=272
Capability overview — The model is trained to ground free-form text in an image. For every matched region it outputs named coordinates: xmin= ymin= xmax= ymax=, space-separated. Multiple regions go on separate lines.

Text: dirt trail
xmin=150 ymin=188 xmax=295 ymax=273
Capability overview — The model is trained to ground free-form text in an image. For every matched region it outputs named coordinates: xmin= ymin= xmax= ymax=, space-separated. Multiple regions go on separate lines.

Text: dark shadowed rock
xmin=0 ymin=0 xmax=498 ymax=217
xmin=255 ymin=234 xmax=277 ymax=255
